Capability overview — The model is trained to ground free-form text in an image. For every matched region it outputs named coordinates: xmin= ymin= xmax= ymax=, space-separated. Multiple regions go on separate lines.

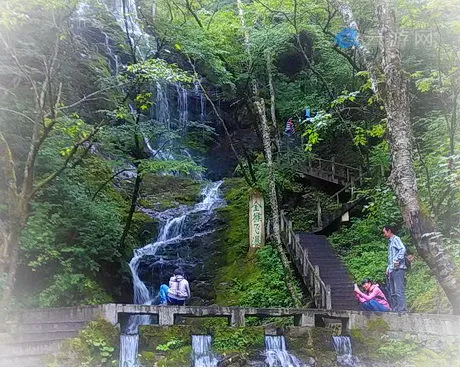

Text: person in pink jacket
xmin=354 ymin=278 xmax=391 ymax=312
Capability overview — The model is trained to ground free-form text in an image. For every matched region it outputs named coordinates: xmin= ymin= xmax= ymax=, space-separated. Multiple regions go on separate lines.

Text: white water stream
xmin=119 ymin=181 xmax=225 ymax=366
xmin=264 ymin=335 xmax=301 ymax=367
xmin=332 ymin=335 xmax=360 ymax=366
xmin=191 ymin=335 xmax=218 ymax=367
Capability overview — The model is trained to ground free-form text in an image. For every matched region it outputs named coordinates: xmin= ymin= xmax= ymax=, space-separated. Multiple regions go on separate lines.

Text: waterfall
xmin=191 ymin=335 xmax=218 ymax=367
xmin=264 ymin=335 xmax=301 ymax=367
xmin=102 ymin=31 xmax=120 ymax=75
xmin=119 ymin=181 xmax=225 ymax=366
xmin=156 ymin=82 xmax=171 ymax=129
xmin=332 ymin=336 xmax=359 ymax=366
xmin=176 ymin=83 xmax=189 ymax=128
xmin=194 ymin=81 xmax=206 ymax=121
xmin=108 ymin=0 xmax=154 ymax=60
xmin=120 ymin=334 xmax=139 ymax=367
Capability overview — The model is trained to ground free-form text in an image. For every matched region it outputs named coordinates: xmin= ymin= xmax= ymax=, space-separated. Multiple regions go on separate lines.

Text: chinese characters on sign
xmin=249 ymin=192 xmax=265 ymax=247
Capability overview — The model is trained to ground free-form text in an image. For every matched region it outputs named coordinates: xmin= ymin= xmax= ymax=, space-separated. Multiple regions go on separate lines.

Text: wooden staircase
xmin=277 ymin=212 xmax=358 ymax=311
xmin=276 ymin=157 xmax=366 ymax=310
xmin=298 ymin=157 xmax=363 ymax=186
xmin=297 ymin=233 xmax=358 ymax=311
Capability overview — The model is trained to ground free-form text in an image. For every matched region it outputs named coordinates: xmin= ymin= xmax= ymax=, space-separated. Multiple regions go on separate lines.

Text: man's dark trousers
xmin=389 ymin=269 xmax=406 ymax=312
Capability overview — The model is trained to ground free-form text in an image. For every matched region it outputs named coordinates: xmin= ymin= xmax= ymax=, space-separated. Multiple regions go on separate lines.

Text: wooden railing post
xmin=277 ymin=210 xmax=334 ymax=310
xmin=317 ymin=200 xmax=323 ymax=229
xmin=314 ymin=265 xmax=320 ymax=295
xmin=331 ymin=156 xmax=335 ymax=180
xmin=326 ymin=285 xmax=332 ymax=310
xmin=294 ymin=234 xmax=300 ymax=260
xmin=350 ymin=178 xmax=355 ymax=200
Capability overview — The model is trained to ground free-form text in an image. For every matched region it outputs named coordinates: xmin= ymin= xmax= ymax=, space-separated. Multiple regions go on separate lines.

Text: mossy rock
xmin=52 ymin=319 xmax=119 ymax=366
xmin=285 ymin=327 xmax=337 ymax=366
xmin=139 ymin=326 xmax=193 ymax=366
xmin=140 ymin=175 xmax=201 ymax=211
xmin=139 ymin=322 xmax=264 ymax=366
xmin=129 ymin=211 xmax=159 ymax=242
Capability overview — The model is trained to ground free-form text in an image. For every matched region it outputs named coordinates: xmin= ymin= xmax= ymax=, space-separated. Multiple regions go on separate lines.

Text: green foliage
xmin=343 ymin=241 xmax=388 ymax=283
xmin=54 ymin=319 xmax=118 ymax=366
xmin=139 ymin=325 xmax=192 ymax=367
xmin=212 ymin=326 xmax=263 ymax=353
xmin=20 ymin=152 xmax=126 ymax=307
xmin=375 ymin=336 xmax=419 ymax=364
xmin=285 ymin=186 xmax=340 ymax=232
xmin=231 ymin=245 xmax=301 ymax=307
xmin=180 ymin=122 xmax=217 ymax=155
xmin=38 ymin=273 xmax=112 ymax=308
xmin=329 ymin=184 xmax=405 ymax=284
xmin=301 ymin=111 xmax=334 ymax=151
xmin=126 ymin=58 xmax=192 ymax=85
xmin=156 ymin=337 xmax=186 ymax=352
xmin=215 ymin=178 xmax=302 ymax=308
xmin=406 ymin=260 xmax=450 ymax=313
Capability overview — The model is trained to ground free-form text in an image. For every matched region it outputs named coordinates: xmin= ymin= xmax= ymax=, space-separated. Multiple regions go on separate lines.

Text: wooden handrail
xmin=279 ymin=211 xmax=332 ymax=310
xmin=308 ymin=157 xmax=361 ymax=173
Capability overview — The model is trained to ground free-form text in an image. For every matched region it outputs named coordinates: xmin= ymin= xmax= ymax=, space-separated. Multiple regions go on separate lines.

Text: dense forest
xmin=0 ymin=0 xmax=459 ymax=323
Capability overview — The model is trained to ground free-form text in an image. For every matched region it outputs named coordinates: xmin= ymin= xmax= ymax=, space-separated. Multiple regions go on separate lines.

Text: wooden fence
xmin=267 ymin=211 xmax=332 ymax=310
xmin=299 ymin=157 xmax=362 ymax=186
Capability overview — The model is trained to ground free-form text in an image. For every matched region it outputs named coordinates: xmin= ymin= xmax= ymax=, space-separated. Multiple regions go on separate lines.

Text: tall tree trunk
xmin=329 ymin=0 xmax=380 ymax=93
xmin=253 ymin=98 xmax=281 ymax=246
xmin=120 ymin=171 xmax=143 ymax=248
xmin=376 ymin=0 xmax=460 ymax=313
xmin=254 ymin=98 xmax=301 ymax=307
xmin=236 ymin=0 xmax=300 ymax=306
xmin=266 ymin=51 xmax=281 ymax=152
xmin=448 ymin=89 xmax=458 ymax=156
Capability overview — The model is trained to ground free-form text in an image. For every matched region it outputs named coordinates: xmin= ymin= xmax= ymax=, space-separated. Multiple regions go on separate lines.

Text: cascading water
xmin=332 ymin=336 xmax=359 ymax=366
xmin=120 ymin=334 xmax=139 ymax=367
xmin=264 ymin=335 xmax=301 ymax=367
xmin=191 ymin=335 xmax=218 ymax=367
xmin=109 ymin=0 xmax=154 ymax=60
xmin=155 ymin=81 xmax=171 ymax=129
xmin=176 ymin=83 xmax=189 ymax=128
xmin=119 ymin=181 xmax=225 ymax=366
xmin=194 ymin=81 xmax=206 ymax=121
xmin=102 ymin=31 xmax=120 ymax=75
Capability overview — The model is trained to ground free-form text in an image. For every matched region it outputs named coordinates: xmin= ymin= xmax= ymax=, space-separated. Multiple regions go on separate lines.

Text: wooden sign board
xmin=249 ymin=192 xmax=265 ymax=247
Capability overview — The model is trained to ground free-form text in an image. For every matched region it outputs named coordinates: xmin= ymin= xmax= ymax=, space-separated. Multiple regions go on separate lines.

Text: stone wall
xmin=0 ymin=305 xmax=105 ymax=366
xmin=2 ymin=304 xmax=460 ymax=366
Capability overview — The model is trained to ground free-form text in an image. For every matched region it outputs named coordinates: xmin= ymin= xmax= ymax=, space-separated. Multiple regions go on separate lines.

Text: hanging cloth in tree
xmin=335 ymin=28 xmax=360 ymax=49
xmin=285 ymin=118 xmax=295 ymax=135
xmin=304 ymin=107 xmax=311 ymax=118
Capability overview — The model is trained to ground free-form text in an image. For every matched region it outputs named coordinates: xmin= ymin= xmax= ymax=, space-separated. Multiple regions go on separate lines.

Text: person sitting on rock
xmin=159 ymin=268 xmax=191 ymax=306
xmin=354 ymin=278 xmax=391 ymax=312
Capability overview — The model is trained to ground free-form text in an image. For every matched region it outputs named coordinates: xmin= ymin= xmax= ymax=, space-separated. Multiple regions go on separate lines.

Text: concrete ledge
xmin=12 ymin=305 xmax=105 ymax=324
xmin=99 ymin=304 xmax=460 ymax=338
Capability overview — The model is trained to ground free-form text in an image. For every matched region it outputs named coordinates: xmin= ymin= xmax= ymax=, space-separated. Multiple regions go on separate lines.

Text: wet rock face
xmin=133 ymin=190 xmax=227 ymax=306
